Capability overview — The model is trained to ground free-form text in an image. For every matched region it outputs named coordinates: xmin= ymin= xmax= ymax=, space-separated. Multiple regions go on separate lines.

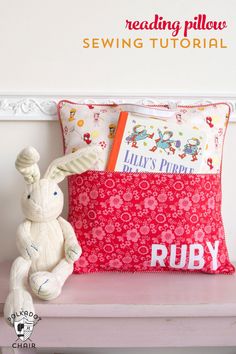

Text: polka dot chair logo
xmin=9 ymin=310 xmax=41 ymax=349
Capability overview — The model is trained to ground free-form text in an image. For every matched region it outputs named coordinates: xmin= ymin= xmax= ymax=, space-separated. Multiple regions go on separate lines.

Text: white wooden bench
xmin=0 ymin=261 xmax=236 ymax=353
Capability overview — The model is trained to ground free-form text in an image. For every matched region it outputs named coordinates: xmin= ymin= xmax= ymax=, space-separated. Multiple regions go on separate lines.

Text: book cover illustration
xmin=107 ymin=112 xmax=208 ymax=173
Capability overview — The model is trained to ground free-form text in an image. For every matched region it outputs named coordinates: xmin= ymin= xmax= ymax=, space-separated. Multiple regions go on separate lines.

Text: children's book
xmin=107 ymin=112 xmax=207 ymax=173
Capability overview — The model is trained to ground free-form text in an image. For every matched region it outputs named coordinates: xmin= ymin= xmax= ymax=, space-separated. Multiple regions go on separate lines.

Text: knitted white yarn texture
xmin=4 ymin=145 xmax=101 ymax=326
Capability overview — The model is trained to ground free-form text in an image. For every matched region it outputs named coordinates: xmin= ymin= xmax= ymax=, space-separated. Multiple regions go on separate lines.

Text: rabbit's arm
xmin=16 ymin=220 xmax=40 ymax=260
xmin=58 ymin=217 xmax=82 ymax=263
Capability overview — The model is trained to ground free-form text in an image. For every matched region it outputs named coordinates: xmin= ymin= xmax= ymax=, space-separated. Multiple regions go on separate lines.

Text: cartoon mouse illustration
xmin=126 ymin=125 xmax=154 ymax=148
xmin=149 ymin=129 xmax=180 ymax=154
xmin=179 ymin=138 xmax=200 ymax=162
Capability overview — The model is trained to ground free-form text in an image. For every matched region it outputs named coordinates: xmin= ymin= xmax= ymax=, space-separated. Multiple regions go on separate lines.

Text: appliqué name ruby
xmin=151 ymin=241 xmax=219 ymax=270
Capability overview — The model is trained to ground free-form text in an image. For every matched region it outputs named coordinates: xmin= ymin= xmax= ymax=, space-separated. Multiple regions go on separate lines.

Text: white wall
xmin=0 ymin=120 xmax=66 ymax=261
xmin=0 ymin=0 xmax=235 ymax=94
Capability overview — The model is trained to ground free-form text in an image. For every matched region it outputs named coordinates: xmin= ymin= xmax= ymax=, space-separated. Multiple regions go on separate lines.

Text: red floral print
xmin=68 ymin=171 xmax=234 ymax=275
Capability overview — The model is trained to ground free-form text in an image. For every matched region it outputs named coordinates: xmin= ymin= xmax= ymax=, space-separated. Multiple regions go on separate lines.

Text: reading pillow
xmin=58 ymin=101 xmax=234 ymax=275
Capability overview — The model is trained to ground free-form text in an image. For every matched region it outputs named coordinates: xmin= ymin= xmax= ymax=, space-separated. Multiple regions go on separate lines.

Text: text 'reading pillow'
xmin=58 ymin=101 xmax=234 ymax=275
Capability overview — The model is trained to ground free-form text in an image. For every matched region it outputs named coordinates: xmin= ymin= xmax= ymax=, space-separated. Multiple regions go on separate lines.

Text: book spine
xmin=106 ymin=111 xmax=128 ymax=171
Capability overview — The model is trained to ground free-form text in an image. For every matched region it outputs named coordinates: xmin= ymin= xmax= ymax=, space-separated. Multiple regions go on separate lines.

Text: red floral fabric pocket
xmin=69 ymin=171 xmax=234 ymax=274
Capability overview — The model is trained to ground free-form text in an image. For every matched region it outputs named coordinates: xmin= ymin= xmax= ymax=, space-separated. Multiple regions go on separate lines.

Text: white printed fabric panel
xmin=58 ymin=101 xmax=229 ymax=173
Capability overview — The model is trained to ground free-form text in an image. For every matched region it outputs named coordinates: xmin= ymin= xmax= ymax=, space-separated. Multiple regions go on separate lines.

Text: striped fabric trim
xmin=44 ymin=146 xmax=101 ymax=182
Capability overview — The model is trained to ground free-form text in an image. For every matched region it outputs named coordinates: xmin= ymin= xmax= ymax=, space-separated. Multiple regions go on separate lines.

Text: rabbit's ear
xmin=44 ymin=146 xmax=102 ymax=183
xmin=15 ymin=147 xmax=40 ymax=184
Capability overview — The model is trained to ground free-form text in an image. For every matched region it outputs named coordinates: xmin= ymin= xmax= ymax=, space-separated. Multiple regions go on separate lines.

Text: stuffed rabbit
xmin=4 ymin=145 xmax=101 ymax=326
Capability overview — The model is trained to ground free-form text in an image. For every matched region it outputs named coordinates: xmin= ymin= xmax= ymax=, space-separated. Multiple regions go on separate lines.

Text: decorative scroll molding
xmin=0 ymin=94 xmax=235 ymax=122
xmin=0 ymin=97 xmax=58 ymax=119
